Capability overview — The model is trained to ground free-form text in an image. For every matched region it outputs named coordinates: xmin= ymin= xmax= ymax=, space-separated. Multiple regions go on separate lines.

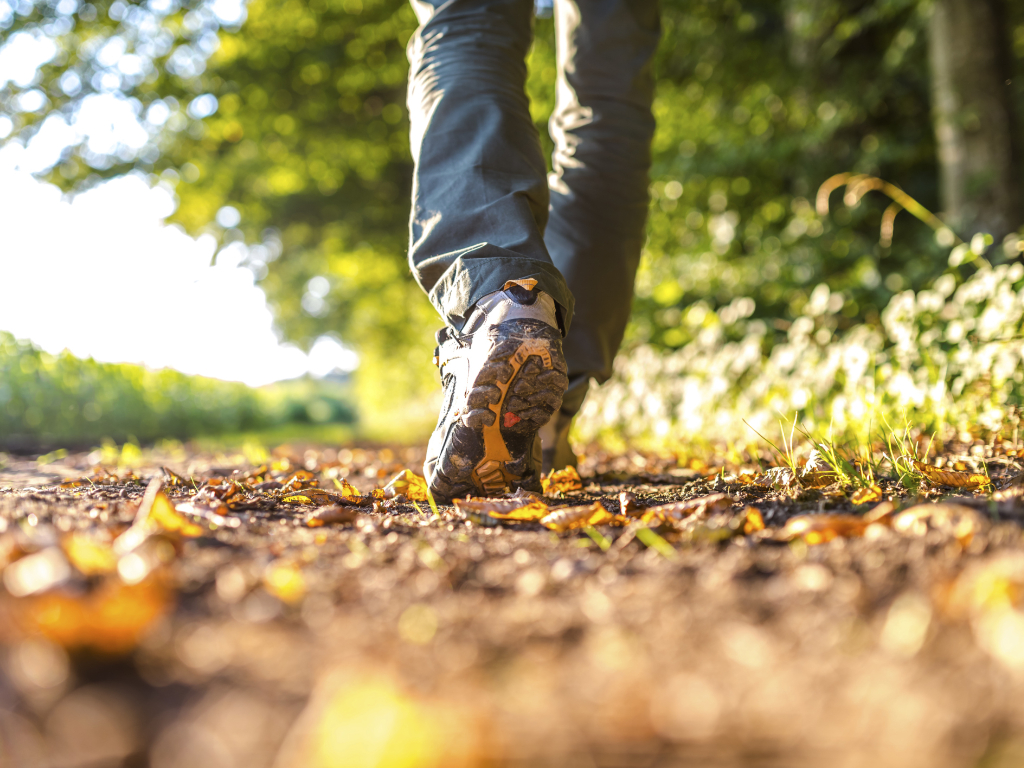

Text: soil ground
xmin=2 ymin=443 xmax=1024 ymax=768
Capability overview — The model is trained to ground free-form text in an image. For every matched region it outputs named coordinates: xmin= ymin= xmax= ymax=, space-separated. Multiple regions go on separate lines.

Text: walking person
xmin=407 ymin=0 xmax=660 ymax=499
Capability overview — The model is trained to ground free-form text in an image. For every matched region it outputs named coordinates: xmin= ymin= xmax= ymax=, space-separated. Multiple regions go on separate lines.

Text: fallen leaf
xmin=541 ymin=502 xmax=625 ymax=532
xmin=263 ymin=561 xmax=306 ymax=604
xmin=62 ymin=534 xmax=117 ymax=576
xmin=282 ymin=488 xmax=366 ymax=507
xmin=382 ymin=469 xmax=429 ymax=501
xmin=174 ymin=500 xmax=241 ymax=529
xmin=914 ymin=460 xmax=992 ymax=490
xmin=640 ymin=493 xmax=734 ymax=525
xmin=756 ymin=466 xmax=798 ymax=489
xmin=332 ymin=478 xmax=362 ymax=499
xmin=743 ymin=507 xmax=765 ymax=534
xmin=282 ymin=470 xmax=319 ymax=492
xmin=542 ymin=466 xmax=583 ymax=495
xmin=852 ymin=485 xmax=883 ymax=505
xmin=306 ymin=505 xmax=361 ymax=527
xmin=147 ymin=491 xmax=205 ymax=537
xmin=801 ymin=449 xmax=837 ymax=487
xmin=779 ymin=514 xmax=870 ymax=544
xmin=13 ymin=578 xmax=171 ymax=653
xmin=161 ymin=467 xmax=191 ymax=487
xmin=453 ymin=496 xmax=549 ymax=522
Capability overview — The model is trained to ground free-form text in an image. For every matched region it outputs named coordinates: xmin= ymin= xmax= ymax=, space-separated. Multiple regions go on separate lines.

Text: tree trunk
xmin=928 ymin=0 xmax=1021 ymax=240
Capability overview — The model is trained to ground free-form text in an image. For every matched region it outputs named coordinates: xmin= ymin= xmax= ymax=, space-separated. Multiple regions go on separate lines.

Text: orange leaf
xmin=851 ymin=485 xmax=883 ymax=505
xmin=541 ymin=466 xmax=583 ymax=495
xmin=743 ymin=507 xmax=765 ymax=534
xmin=15 ymin=579 xmax=171 ymax=654
xmin=779 ymin=514 xmax=870 ymax=544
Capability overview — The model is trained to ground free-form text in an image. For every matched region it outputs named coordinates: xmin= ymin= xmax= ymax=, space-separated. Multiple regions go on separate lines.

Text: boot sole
xmin=431 ymin=320 xmax=568 ymax=499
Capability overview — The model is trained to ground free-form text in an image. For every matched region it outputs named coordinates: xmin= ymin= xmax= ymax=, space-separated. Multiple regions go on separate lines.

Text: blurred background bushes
xmin=1 ymin=0 xmax=1022 ymax=446
xmin=0 ymin=332 xmax=354 ymax=449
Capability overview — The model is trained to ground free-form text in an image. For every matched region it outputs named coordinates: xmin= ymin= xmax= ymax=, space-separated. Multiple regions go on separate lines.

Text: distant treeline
xmin=0 ymin=332 xmax=355 ymax=450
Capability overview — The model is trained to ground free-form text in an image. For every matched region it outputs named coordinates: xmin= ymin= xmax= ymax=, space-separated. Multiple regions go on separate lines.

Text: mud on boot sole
xmin=433 ymin=319 xmax=568 ymax=499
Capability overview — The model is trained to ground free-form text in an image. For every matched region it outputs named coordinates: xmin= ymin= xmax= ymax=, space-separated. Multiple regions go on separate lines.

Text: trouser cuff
xmin=428 ymin=250 xmax=575 ymax=336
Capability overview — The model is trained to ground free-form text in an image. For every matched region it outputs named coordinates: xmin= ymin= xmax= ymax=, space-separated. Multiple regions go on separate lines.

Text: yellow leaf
xmin=914 ymin=460 xmax=991 ymax=490
xmin=453 ymin=497 xmax=549 ymax=522
xmin=382 ymin=469 xmax=430 ymax=501
xmin=542 ymin=502 xmax=623 ymax=532
xmin=851 ymin=485 xmax=883 ymax=505
xmin=264 ymin=561 xmax=306 ymax=604
xmin=541 ymin=466 xmax=583 ymax=495
xmin=147 ymin=492 xmax=205 ymax=537
xmin=62 ymin=534 xmax=117 ymax=576
xmin=332 ymin=477 xmax=362 ymax=499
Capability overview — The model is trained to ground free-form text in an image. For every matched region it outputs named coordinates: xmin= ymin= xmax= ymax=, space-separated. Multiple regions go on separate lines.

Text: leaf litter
xmin=1 ymin=436 xmax=1024 ymax=766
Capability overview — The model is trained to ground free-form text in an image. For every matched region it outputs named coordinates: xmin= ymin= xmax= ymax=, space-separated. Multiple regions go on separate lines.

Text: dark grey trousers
xmin=407 ymin=0 xmax=659 ymax=415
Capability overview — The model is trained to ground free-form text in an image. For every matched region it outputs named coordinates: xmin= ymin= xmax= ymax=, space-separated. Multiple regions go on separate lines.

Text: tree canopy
xmin=2 ymin=0 xmax=1022 ymax=418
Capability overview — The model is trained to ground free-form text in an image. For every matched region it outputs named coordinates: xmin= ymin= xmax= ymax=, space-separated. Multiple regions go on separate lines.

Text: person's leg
xmin=407 ymin=0 xmax=574 ymax=333
xmin=408 ymin=0 xmax=572 ymax=498
xmin=541 ymin=0 xmax=660 ymax=468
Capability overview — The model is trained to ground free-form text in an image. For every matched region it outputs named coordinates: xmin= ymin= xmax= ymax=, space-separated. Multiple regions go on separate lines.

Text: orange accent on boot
xmin=473 ymin=338 xmax=555 ymax=492
xmin=503 ymin=412 xmax=521 ymax=428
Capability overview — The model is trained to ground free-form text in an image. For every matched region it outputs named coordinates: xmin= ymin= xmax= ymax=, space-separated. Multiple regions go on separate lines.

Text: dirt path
xmin=1 ymin=444 xmax=1024 ymax=767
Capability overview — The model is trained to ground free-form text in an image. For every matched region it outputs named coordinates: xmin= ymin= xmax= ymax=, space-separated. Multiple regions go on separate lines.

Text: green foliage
xmin=0 ymin=332 xmax=354 ymax=448
xmin=3 ymin=0 xmax=1024 ymax=431
xmin=577 ymin=254 xmax=1024 ymax=450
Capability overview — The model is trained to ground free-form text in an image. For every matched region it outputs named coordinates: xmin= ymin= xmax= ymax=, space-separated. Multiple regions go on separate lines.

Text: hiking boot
xmin=425 ymin=280 xmax=569 ymax=500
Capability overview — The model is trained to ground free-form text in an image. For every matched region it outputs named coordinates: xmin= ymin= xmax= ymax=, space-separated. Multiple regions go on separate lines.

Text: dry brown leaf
xmin=779 ymin=514 xmax=870 ymax=544
xmin=756 ymin=466 xmax=798 ymax=489
xmin=541 ymin=502 xmax=627 ymax=532
xmin=801 ymin=450 xmax=837 ymax=487
xmin=914 ymin=460 xmax=992 ymax=490
xmin=306 ymin=505 xmax=361 ymax=527
xmin=640 ymin=493 xmax=734 ymax=525
xmin=161 ymin=467 xmax=191 ymax=487
xmin=541 ymin=466 xmax=583 ymax=495
xmin=382 ymin=469 xmax=429 ymax=501
xmin=851 ymin=485 xmax=883 ymax=505
xmin=174 ymin=500 xmax=241 ymax=529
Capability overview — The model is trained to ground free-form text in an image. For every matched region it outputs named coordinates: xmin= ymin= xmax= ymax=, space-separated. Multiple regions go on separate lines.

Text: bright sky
xmin=0 ymin=0 xmax=359 ymax=387
xmin=0 ymin=152 xmax=358 ymax=387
